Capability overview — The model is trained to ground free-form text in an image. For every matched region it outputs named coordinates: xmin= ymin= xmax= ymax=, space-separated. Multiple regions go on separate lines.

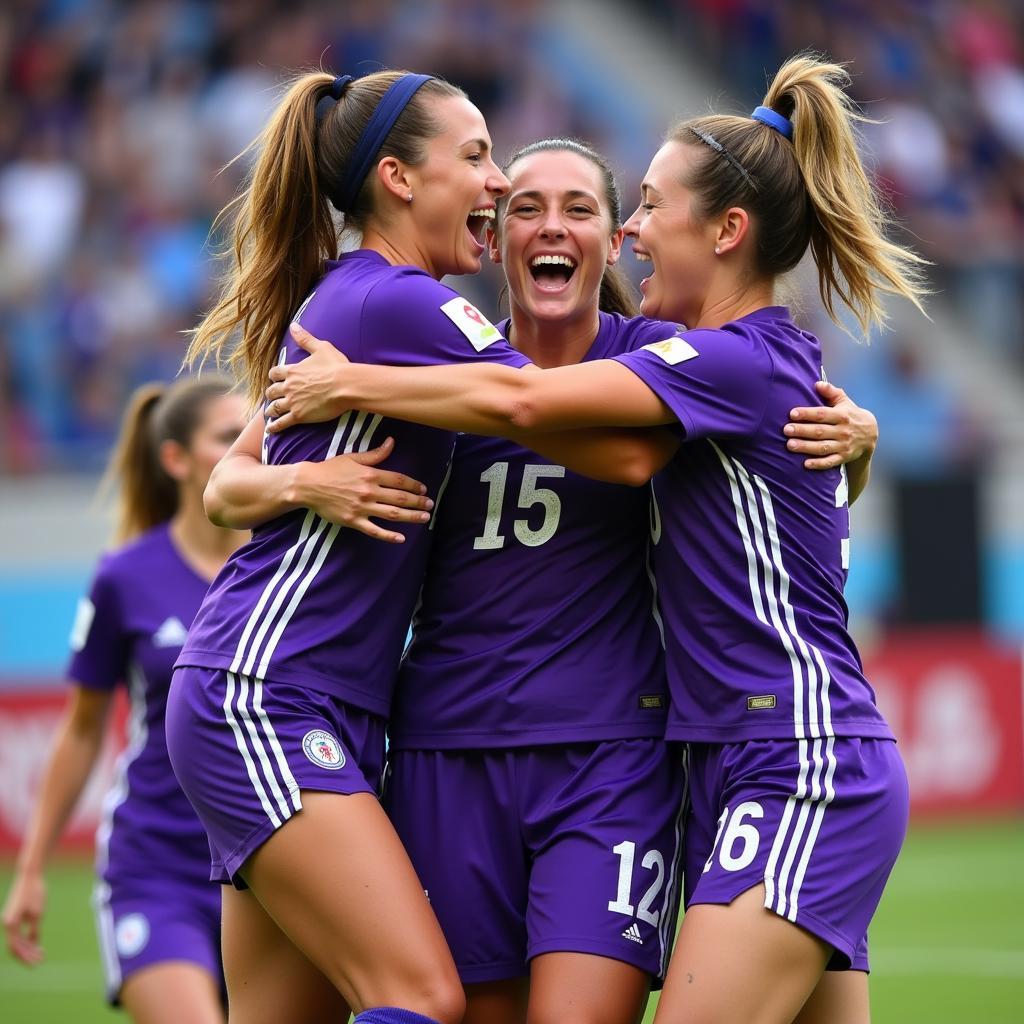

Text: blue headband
xmin=333 ymin=72 xmax=433 ymax=213
xmin=751 ymin=105 xmax=793 ymax=140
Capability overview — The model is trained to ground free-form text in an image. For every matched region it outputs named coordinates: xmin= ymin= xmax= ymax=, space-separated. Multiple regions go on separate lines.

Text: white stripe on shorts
xmin=222 ymin=671 xmax=284 ymax=829
xmin=91 ymin=880 xmax=121 ymax=998
xmin=234 ymin=673 xmax=293 ymax=821
xmin=658 ymin=747 xmax=689 ymax=976
xmin=251 ymin=676 xmax=301 ymax=813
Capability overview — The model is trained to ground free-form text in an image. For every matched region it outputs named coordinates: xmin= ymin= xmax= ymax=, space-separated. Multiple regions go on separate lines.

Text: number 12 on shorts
xmin=608 ymin=840 xmax=665 ymax=926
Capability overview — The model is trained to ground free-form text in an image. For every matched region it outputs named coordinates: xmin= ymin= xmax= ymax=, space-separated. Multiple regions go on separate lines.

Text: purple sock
xmin=353 ymin=1009 xmax=442 ymax=1024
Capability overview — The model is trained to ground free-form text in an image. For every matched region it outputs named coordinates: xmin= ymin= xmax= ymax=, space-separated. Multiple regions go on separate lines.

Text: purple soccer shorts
xmin=92 ymin=877 xmax=222 ymax=1004
xmin=683 ymin=736 xmax=909 ymax=970
xmin=167 ymin=666 xmax=386 ymax=885
xmin=384 ymin=739 xmax=686 ymax=985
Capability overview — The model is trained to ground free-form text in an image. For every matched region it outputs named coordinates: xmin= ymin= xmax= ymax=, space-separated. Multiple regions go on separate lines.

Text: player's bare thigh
xmin=529 ymin=951 xmax=651 ymax=1024
xmin=240 ymin=790 xmax=464 ymax=1023
xmin=464 ymin=978 xmax=530 ymax=1024
xmin=654 ymin=884 xmax=830 ymax=1024
xmin=120 ymin=961 xmax=224 ymax=1024
xmin=462 ymin=952 xmax=651 ymax=1024
xmin=793 ymin=969 xmax=870 ymax=1024
xmin=221 ymin=885 xmax=349 ymax=1024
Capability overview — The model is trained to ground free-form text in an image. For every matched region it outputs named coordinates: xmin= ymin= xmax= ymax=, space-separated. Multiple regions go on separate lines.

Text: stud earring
xmin=406 ymin=194 xmax=413 ymax=203
xmin=714 ymin=246 xmax=721 ymax=254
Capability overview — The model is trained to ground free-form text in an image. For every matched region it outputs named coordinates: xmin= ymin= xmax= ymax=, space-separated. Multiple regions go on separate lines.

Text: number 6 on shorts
xmin=703 ymin=801 xmax=764 ymax=873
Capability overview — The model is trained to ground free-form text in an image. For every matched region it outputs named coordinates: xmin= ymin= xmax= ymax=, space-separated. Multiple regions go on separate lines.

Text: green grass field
xmin=2 ymin=817 xmax=1021 ymax=1023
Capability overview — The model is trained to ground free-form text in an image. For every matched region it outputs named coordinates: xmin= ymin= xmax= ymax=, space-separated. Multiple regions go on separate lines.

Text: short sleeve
xmin=612 ymin=326 xmax=773 ymax=440
xmin=361 ymin=274 xmax=530 ymax=369
xmin=620 ymin=316 xmax=688 ymax=353
xmin=66 ymin=559 xmax=129 ymax=691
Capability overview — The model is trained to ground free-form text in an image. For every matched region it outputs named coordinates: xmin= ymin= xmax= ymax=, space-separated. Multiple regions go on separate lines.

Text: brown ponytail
xmin=669 ymin=53 xmax=928 ymax=337
xmin=598 ymin=267 xmax=640 ymax=318
xmin=185 ymin=69 xmax=464 ymax=408
xmin=102 ymin=377 xmax=232 ymax=543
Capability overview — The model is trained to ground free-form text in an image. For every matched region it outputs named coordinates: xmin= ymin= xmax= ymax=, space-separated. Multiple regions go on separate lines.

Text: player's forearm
xmin=16 ymin=707 xmax=106 ymax=873
xmin=516 ymin=427 xmax=679 ymax=486
xmin=847 ymin=451 xmax=872 ymax=505
xmin=205 ymin=452 xmax=307 ymax=529
xmin=336 ymin=362 xmax=532 ymax=435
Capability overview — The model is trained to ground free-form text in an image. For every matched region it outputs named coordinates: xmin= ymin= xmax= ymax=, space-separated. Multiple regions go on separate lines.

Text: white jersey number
xmin=473 ymin=461 xmax=565 ymax=550
xmin=835 ymin=465 xmax=850 ymax=570
xmin=703 ymin=801 xmax=764 ymax=873
xmin=608 ymin=839 xmax=666 ymax=927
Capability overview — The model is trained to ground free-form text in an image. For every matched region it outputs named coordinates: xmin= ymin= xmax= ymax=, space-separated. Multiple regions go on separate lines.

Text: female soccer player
xmin=2 ymin=378 xmax=246 ymax=1024
xmin=264 ymin=56 xmax=922 ymax=1024
xmin=164 ymin=70 xmax=654 ymax=1024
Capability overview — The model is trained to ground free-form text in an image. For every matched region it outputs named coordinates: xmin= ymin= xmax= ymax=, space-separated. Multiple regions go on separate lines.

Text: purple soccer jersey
xmin=177 ymin=251 xmax=529 ymax=715
xmin=390 ymin=312 xmax=681 ymax=749
xmin=67 ymin=524 xmax=215 ymax=888
xmin=613 ymin=307 xmax=894 ymax=744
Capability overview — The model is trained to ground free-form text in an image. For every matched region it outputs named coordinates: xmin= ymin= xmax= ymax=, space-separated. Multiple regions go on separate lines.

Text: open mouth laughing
xmin=467 ymin=206 xmax=496 ymax=249
xmin=528 ymin=253 xmax=578 ymax=293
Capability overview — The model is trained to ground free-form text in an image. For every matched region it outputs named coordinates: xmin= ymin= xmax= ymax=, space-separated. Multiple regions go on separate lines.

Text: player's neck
xmin=691 ymin=279 xmax=776 ymax=330
xmin=507 ymin=306 xmax=601 ymax=368
xmin=170 ymin=495 xmax=245 ymax=583
xmin=360 ymin=229 xmax=434 ymax=278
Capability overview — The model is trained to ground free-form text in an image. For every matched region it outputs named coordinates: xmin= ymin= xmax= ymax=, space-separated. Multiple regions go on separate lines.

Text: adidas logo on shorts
xmin=621 ymin=923 xmax=643 ymax=945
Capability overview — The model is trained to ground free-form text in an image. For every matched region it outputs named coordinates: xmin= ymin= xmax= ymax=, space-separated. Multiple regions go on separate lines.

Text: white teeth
xmin=530 ymin=254 xmax=577 ymax=269
xmin=634 ymin=252 xmax=652 ymax=262
xmin=469 ymin=208 xmax=496 ymax=220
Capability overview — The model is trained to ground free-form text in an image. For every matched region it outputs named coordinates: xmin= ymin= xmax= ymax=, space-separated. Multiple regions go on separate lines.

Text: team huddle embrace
xmin=6 ymin=52 xmax=926 ymax=1024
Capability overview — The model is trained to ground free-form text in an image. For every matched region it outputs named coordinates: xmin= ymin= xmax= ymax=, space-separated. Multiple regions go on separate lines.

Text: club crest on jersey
xmin=301 ymin=729 xmax=346 ymax=770
xmin=115 ymin=912 xmax=150 ymax=958
xmin=642 ymin=336 xmax=699 ymax=365
xmin=439 ymin=296 xmax=502 ymax=351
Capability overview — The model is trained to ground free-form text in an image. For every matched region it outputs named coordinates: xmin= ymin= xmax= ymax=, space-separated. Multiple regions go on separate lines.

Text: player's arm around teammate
xmin=263 ymin=56 xmax=926 ymax=1024
xmin=3 ymin=379 xmax=247 ymax=1024
xmin=203 ymin=412 xmax=435 ymax=542
xmin=165 ymin=70 xmax=561 ymax=1024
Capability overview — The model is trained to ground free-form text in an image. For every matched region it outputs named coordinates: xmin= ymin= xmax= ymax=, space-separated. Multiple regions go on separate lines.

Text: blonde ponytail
xmin=669 ymin=53 xmax=928 ymax=338
xmin=765 ymin=56 xmax=929 ymax=334
xmin=185 ymin=69 xmax=465 ymax=408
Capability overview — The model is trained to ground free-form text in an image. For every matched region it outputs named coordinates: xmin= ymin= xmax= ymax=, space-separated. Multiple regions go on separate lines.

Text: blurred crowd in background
xmin=0 ymin=0 xmax=600 ymax=472
xmin=654 ymin=0 xmax=1024 ymax=477
xmin=0 ymin=0 xmax=1021 ymax=477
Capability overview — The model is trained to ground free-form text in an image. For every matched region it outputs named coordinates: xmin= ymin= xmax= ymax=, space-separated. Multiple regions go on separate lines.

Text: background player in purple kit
xmin=264 ymin=54 xmax=927 ymax=1024
xmin=2 ymin=378 xmax=246 ymax=1023
xmin=248 ymin=137 xmax=876 ymax=1023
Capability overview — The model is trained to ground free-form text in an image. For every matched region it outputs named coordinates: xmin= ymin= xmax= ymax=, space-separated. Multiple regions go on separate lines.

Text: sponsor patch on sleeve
xmin=642 ymin=336 xmax=699 ymax=365
xmin=69 ymin=596 xmax=95 ymax=651
xmin=439 ymin=296 xmax=503 ymax=352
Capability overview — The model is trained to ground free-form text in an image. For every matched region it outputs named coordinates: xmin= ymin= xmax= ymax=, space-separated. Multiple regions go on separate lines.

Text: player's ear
xmin=158 ymin=438 xmax=190 ymax=483
xmin=607 ymin=226 xmax=624 ymax=267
